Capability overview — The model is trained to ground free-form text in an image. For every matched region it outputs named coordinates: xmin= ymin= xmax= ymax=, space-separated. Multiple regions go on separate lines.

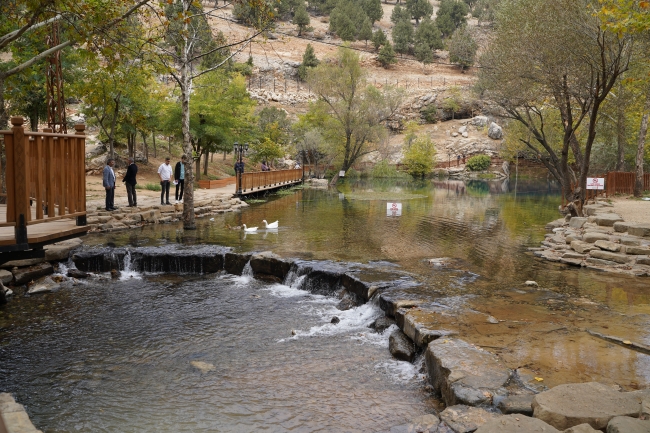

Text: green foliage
xmin=420 ymin=105 xmax=439 ymax=123
xmin=392 ymin=20 xmax=414 ymax=55
xmin=435 ymin=0 xmax=469 ymax=37
xmin=136 ymin=183 xmax=162 ymax=191
xmin=363 ymin=0 xmax=384 ymax=23
xmin=403 ymin=129 xmax=436 ymax=177
xmin=472 ymin=0 xmax=501 ymax=24
xmin=378 ymin=42 xmax=398 ymax=67
xmin=359 ymin=19 xmax=374 ymax=46
xmin=330 ymin=0 xmax=367 ymax=40
xmin=372 ymin=29 xmax=389 ymax=51
xmin=441 ymin=86 xmax=462 ymax=119
xmin=294 ymin=4 xmax=311 ymax=35
xmin=406 ymin=0 xmax=434 ymax=23
xmin=371 ymin=160 xmax=407 ymax=178
xmin=466 ymin=154 xmax=491 ymax=171
xmin=448 ymin=26 xmax=477 ymax=71
xmin=258 ymin=106 xmax=292 ymax=145
xmin=391 ymin=5 xmax=411 ymax=24
xmin=298 ymin=44 xmax=320 ymax=80
xmin=414 ymin=17 xmax=442 ymax=66
xmin=249 ymin=137 xmax=284 ymax=164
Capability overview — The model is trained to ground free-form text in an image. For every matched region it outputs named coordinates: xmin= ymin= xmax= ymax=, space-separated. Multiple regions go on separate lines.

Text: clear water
xmin=2 ymin=177 xmax=650 ymax=431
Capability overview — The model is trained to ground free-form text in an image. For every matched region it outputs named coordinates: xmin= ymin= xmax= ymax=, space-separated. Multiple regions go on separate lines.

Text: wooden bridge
xmin=235 ymin=168 xmax=303 ymax=196
xmin=0 ymin=117 xmax=88 ymax=260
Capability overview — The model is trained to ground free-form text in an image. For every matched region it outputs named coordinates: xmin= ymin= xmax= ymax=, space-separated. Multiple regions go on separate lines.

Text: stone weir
xmin=10 ymin=246 xmax=645 ymax=432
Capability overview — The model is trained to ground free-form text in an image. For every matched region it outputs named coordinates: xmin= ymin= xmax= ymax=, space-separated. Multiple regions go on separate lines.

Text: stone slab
xmin=606 ymin=416 xmax=650 ymax=433
xmin=593 ymin=214 xmax=624 ymax=227
xmin=590 ymin=250 xmax=633 ymax=264
xmin=565 ymin=424 xmax=600 ymax=433
xmin=497 ymin=395 xmax=534 ymax=416
xmin=0 ymin=269 xmax=12 ymax=284
xmin=440 ymin=405 xmax=500 ymax=433
xmin=569 ymin=217 xmax=588 ymax=229
xmin=562 ymin=252 xmax=585 ymax=260
xmin=389 ymin=329 xmax=416 ymax=362
xmin=583 ymin=232 xmax=611 ymax=243
xmin=532 ymin=382 xmax=644 ymax=430
xmin=594 ymin=240 xmax=621 ymax=252
xmin=586 ymin=257 xmax=618 ymax=267
xmin=627 ymin=246 xmax=650 ymax=255
xmin=614 ymin=222 xmax=631 ymax=233
xmin=44 ymin=238 xmax=83 ymax=261
xmin=475 ymin=415 xmax=559 ymax=433
xmin=621 ymin=236 xmax=642 ymax=246
xmin=560 ymin=258 xmax=583 ymax=266
xmin=1 ymin=258 xmax=44 ymax=269
xmin=425 ymin=338 xmax=511 ymax=406
xmin=571 ymin=241 xmax=598 ymax=254
xmin=399 ymin=308 xmax=457 ymax=347
xmin=628 ymin=223 xmax=650 ymax=238
xmin=250 ymin=251 xmax=292 ymax=282
xmin=12 ymin=262 xmax=54 ymax=285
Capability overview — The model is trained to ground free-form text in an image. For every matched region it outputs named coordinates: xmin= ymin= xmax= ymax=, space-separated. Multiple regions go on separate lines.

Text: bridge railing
xmin=1 ymin=116 xmax=86 ymax=243
xmin=237 ymin=169 xmax=303 ymax=194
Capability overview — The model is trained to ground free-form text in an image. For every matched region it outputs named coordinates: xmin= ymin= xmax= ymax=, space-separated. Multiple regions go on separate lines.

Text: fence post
xmin=75 ymin=123 xmax=87 ymax=226
xmin=10 ymin=116 xmax=29 ymax=243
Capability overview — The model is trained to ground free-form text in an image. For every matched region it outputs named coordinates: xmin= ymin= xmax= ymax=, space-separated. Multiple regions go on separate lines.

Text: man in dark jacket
xmin=122 ymin=157 xmax=138 ymax=207
xmin=174 ymin=155 xmax=186 ymax=203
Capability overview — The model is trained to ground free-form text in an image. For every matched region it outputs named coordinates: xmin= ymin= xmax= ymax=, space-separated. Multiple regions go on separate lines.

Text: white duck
xmin=262 ymin=219 xmax=279 ymax=229
xmin=242 ymin=224 xmax=258 ymax=232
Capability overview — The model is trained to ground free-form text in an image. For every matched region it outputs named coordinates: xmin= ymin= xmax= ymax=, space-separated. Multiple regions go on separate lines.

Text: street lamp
xmin=233 ymin=142 xmax=249 ymax=196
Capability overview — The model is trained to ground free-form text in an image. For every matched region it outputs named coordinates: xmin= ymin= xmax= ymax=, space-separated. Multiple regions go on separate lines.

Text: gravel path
xmin=609 ymin=197 xmax=650 ymax=224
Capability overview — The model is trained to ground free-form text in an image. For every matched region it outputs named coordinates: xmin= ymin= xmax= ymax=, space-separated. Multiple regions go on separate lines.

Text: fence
xmin=605 ymin=171 xmax=650 ymax=196
xmin=237 ymin=169 xmax=303 ymax=194
xmin=0 ymin=116 xmax=86 ymax=243
xmin=198 ymin=177 xmax=236 ymax=189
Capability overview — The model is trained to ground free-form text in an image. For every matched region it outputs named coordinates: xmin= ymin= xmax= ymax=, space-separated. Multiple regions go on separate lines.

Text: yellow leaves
xmin=640 ymin=1 xmax=649 ymax=8
xmin=534 ymin=377 xmax=544 ymax=381
xmin=623 ymin=340 xmax=632 ymax=344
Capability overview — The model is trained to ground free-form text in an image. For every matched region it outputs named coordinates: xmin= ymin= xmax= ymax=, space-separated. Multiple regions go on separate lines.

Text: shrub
xmin=403 ymin=135 xmax=436 ymax=178
xmin=135 ymin=183 xmax=162 ymax=191
xmin=421 ymin=105 xmax=439 ymax=123
xmin=466 ymin=154 xmax=491 ymax=171
xmin=371 ymin=160 xmax=403 ymax=178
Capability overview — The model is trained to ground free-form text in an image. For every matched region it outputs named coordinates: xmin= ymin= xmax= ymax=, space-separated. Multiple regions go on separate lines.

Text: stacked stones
xmin=86 ymin=198 xmax=248 ymax=232
xmin=531 ymin=202 xmax=650 ymax=276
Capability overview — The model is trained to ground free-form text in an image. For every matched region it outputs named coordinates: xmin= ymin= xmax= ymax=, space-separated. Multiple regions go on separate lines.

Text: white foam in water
xmin=54 ymin=262 xmax=68 ymax=276
xmin=242 ymin=261 xmax=254 ymax=277
xmin=119 ymin=251 xmax=142 ymax=280
xmin=374 ymin=358 xmax=421 ymax=384
xmin=266 ymin=280 xmax=309 ymax=298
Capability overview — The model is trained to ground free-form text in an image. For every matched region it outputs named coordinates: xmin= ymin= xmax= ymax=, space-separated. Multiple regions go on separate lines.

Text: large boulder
xmin=606 ymin=416 xmax=650 ymax=433
xmin=475 ymin=415 xmax=559 ymax=433
xmin=488 ymin=122 xmax=503 ymax=140
xmin=44 ymin=238 xmax=83 ymax=261
xmin=389 ymin=329 xmax=416 ymax=362
xmin=425 ymin=338 xmax=511 ymax=406
xmin=250 ymin=251 xmax=292 ymax=282
xmin=532 ymin=382 xmax=645 ymax=430
xmin=0 ymin=269 xmax=13 ymax=284
xmin=497 ymin=394 xmax=534 ymax=416
xmin=13 ymin=262 xmax=54 ymax=285
xmin=471 ymin=116 xmax=489 ymax=127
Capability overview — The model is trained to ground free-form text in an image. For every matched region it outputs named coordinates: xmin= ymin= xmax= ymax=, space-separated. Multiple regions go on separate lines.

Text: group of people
xmin=102 ymin=156 xmax=187 ymax=211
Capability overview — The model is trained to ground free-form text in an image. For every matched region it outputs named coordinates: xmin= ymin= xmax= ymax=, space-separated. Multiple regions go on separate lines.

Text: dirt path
xmin=608 ymin=197 xmax=650 ymax=224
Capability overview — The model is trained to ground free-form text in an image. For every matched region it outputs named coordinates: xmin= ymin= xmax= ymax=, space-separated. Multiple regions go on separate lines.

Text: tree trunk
xmin=616 ymin=96 xmax=626 ymax=171
xmin=0 ymin=76 xmax=8 ymax=130
xmin=634 ymin=91 xmax=650 ymax=197
xmin=223 ymin=151 xmax=227 ymax=160
xmin=30 ymin=106 xmax=39 ymax=131
xmin=152 ymin=131 xmax=157 ymax=158
xmin=203 ymin=148 xmax=209 ymax=175
xmin=181 ymin=0 xmax=196 ymax=230
xmin=168 ymin=136 xmax=171 ymax=154
xmin=142 ymin=131 xmax=148 ymax=163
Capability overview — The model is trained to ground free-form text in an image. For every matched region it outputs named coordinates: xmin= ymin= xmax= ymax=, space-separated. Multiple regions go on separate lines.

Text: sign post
xmin=586 ymin=177 xmax=605 ymax=203
xmin=387 ymin=202 xmax=402 ymax=217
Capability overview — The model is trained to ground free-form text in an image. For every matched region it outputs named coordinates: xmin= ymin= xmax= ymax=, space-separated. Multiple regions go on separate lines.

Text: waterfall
xmin=120 ymin=250 xmax=141 ymax=280
xmin=242 ymin=261 xmax=254 ymax=277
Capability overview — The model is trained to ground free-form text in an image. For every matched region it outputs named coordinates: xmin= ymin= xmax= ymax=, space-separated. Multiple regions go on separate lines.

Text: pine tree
xmin=406 ymin=0 xmax=433 ymax=24
xmin=391 ymin=5 xmax=411 ymax=24
xmin=435 ymin=0 xmax=469 ymax=37
xmin=414 ymin=17 xmax=441 ymax=69
xmin=362 ymin=0 xmax=384 ymax=24
xmin=372 ymin=29 xmax=388 ymax=51
xmin=298 ymin=44 xmax=320 ymax=81
xmin=378 ymin=42 xmax=397 ymax=68
xmin=359 ymin=19 xmax=373 ymax=47
xmin=392 ymin=19 xmax=414 ymax=56
xmin=448 ymin=25 xmax=477 ymax=71
xmin=293 ymin=4 xmax=310 ymax=35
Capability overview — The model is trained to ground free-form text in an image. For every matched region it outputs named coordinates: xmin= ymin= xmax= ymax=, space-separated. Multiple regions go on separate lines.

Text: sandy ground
xmin=608 ymin=197 xmax=650 ymax=225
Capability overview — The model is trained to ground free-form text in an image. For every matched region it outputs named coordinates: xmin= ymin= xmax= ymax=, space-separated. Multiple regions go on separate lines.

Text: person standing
xmin=103 ymin=158 xmax=117 ymax=211
xmin=234 ymin=159 xmax=244 ymax=174
xmin=122 ymin=157 xmax=138 ymax=207
xmin=174 ymin=155 xmax=186 ymax=203
xmin=158 ymin=157 xmax=173 ymax=205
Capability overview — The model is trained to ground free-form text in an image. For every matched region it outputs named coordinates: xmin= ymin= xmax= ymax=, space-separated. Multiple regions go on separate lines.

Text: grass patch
xmin=135 ymin=183 xmax=162 ymax=191
xmin=244 ymin=198 xmax=267 ymax=204
xmin=275 ymin=185 xmax=304 ymax=196
xmin=343 ymin=191 xmax=427 ymax=201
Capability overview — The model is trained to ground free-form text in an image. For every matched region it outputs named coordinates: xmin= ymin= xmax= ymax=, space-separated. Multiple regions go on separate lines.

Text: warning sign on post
xmin=387 ymin=202 xmax=402 ymax=217
xmin=586 ymin=177 xmax=605 ymax=190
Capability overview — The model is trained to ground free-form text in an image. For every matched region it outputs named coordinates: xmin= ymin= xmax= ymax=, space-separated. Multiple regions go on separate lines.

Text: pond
xmin=2 ymin=177 xmax=649 ymax=432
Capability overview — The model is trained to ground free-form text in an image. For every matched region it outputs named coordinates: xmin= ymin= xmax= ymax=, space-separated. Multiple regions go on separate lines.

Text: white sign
xmin=587 ymin=177 xmax=605 ymax=190
xmin=387 ymin=202 xmax=402 ymax=217
xmin=339 ymin=170 xmax=346 ymax=177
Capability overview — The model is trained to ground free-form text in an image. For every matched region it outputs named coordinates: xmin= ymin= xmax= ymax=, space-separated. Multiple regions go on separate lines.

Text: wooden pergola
xmin=0 ymin=116 xmax=88 ymax=262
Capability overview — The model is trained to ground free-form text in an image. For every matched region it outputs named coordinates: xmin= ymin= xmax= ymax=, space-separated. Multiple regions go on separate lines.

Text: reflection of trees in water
xmin=466 ymin=180 xmax=489 ymax=196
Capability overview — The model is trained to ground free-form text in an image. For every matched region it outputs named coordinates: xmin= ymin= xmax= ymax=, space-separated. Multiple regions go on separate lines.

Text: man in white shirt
xmin=158 ymin=157 xmax=173 ymax=205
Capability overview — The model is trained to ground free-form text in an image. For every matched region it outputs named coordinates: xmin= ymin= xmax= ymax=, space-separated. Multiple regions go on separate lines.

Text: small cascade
xmin=242 ymin=261 xmax=254 ymax=277
xmin=120 ymin=250 xmax=142 ymax=280
xmin=283 ymin=265 xmax=299 ymax=287
xmin=55 ymin=262 xmax=69 ymax=276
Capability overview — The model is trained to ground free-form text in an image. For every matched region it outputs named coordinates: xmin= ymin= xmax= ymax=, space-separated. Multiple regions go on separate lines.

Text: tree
xmin=391 ymin=5 xmax=411 ymax=24
xmin=0 ymin=0 xmax=151 ymax=128
xmin=330 ymin=0 xmax=367 ymax=41
xmin=435 ymin=0 xmax=469 ymax=38
xmin=392 ymin=20 xmax=414 ymax=55
xmin=298 ymin=44 xmax=320 ymax=81
xmin=477 ymin=0 xmax=633 ymax=215
xmin=473 ymin=0 xmax=501 ymax=24
xmin=406 ymin=0 xmax=434 ymax=24
xmin=372 ymin=29 xmax=388 ymax=51
xmin=448 ymin=25 xmax=477 ymax=71
xmin=294 ymin=4 xmax=311 ymax=35
xmin=359 ymin=19 xmax=374 ymax=47
xmin=378 ymin=41 xmax=398 ymax=67
xmin=305 ymin=47 xmax=404 ymax=184
xmin=249 ymin=137 xmax=284 ymax=165
xmin=403 ymin=133 xmax=436 ymax=177
xmin=414 ymin=17 xmax=442 ymax=69
xmin=363 ymin=0 xmax=384 ymax=24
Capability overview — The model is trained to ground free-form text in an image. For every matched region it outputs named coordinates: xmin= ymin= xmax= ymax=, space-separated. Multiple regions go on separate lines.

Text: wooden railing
xmin=1 ymin=116 xmax=86 ymax=243
xmin=237 ymin=169 xmax=303 ymax=194
xmin=605 ymin=171 xmax=650 ymax=196
xmin=198 ymin=176 xmax=236 ymax=189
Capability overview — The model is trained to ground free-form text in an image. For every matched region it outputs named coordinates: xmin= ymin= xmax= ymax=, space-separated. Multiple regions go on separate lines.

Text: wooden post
xmin=35 ymin=136 xmax=43 ymax=220
xmin=10 ymin=117 xmax=29 ymax=243
xmin=75 ymin=123 xmax=86 ymax=225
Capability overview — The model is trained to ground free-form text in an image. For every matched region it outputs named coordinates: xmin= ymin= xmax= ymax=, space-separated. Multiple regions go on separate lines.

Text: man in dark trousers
xmin=102 ymin=158 xmax=117 ymax=211
xmin=122 ymin=157 xmax=138 ymax=207
xmin=174 ymin=155 xmax=186 ymax=203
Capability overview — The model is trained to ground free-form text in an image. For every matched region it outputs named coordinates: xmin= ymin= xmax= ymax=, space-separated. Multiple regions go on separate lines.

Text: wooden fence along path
xmin=236 ymin=169 xmax=303 ymax=195
xmin=198 ymin=177 xmax=236 ymax=189
xmin=0 ymin=116 xmax=88 ymax=250
xmin=604 ymin=171 xmax=650 ymax=196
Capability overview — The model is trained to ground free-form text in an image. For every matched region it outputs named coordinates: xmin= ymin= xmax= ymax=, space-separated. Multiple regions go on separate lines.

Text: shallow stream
xmin=2 ymin=178 xmax=650 ymax=432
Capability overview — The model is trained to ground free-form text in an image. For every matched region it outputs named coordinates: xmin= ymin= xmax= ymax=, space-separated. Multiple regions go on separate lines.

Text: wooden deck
xmin=0 ymin=204 xmax=88 ymax=248
xmin=236 ymin=169 xmax=303 ymax=196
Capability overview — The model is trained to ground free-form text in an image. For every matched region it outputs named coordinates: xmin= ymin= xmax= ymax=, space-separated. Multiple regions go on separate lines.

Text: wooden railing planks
xmin=236 ymin=169 xmax=303 ymax=194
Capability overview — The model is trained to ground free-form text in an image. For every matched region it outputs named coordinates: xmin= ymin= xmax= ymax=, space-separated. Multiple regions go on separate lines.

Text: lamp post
xmin=233 ymin=142 xmax=249 ymax=196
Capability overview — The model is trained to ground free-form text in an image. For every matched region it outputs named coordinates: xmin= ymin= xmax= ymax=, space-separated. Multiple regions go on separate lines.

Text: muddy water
xmin=3 ymin=178 xmax=650 ymax=430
